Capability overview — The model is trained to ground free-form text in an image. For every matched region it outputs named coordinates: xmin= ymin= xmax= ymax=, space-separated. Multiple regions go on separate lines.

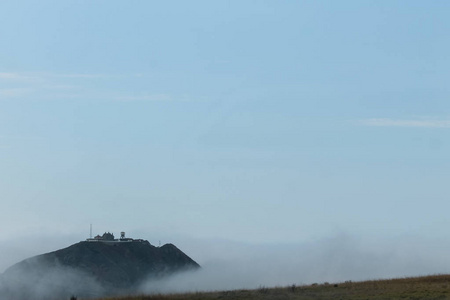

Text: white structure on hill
xmin=86 ymin=231 xmax=137 ymax=243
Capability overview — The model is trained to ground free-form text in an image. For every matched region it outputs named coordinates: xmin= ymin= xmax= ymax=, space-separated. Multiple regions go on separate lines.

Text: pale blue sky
xmin=1 ymin=0 xmax=450 ymax=255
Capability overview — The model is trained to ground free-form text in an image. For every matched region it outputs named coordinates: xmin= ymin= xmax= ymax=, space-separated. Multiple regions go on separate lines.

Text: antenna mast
xmin=90 ymin=224 xmax=92 ymax=239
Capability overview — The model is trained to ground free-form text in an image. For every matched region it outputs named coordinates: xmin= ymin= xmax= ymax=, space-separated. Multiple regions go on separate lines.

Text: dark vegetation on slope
xmin=0 ymin=241 xmax=200 ymax=300
xmin=96 ymin=274 xmax=450 ymax=300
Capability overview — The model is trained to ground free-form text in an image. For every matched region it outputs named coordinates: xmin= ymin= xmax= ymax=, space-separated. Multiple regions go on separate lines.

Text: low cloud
xmin=361 ymin=118 xmax=450 ymax=128
xmin=1 ymin=260 xmax=105 ymax=300
xmin=139 ymin=234 xmax=450 ymax=294
xmin=3 ymin=233 xmax=450 ymax=298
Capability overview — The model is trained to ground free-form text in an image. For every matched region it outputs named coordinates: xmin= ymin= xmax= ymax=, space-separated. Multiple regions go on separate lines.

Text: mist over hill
xmin=0 ymin=239 xmax=200 ymax=300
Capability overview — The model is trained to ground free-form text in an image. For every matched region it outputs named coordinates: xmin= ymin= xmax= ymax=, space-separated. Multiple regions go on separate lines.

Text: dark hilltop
xmin=0 ymin=232 xmax=200 ymax=300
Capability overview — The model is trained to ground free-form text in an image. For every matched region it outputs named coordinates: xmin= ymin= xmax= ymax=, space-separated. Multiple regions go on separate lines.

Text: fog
xmin=1 ymin=258 xmax=105 ymax=300
xmin=2 ymin=232 xmax=450 ymax=299
xmin=139 ymin=233 xmax=450 ymax=294
xmin=0 ymin=234 xmax=81 ymax=273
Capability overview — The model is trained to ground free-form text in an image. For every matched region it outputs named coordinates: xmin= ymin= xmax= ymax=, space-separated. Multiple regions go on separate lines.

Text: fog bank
xmin=140 ymin=233 xmax=450 ymax=293
xmin=2 ymin=232 xmax=450 ymax=298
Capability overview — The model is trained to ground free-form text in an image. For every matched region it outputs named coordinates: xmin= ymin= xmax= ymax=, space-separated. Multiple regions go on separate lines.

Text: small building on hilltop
xmin=102 ymin=232 xmax=115 ymax=240
xmin=86 ymin=231 xmax=136 ymax=243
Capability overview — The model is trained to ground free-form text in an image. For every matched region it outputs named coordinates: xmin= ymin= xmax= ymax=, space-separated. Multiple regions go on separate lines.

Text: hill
xmin=0 ymin=239 xmax=200 ymax=300
xmin=95 ymin=274 xmax=450 ymax=300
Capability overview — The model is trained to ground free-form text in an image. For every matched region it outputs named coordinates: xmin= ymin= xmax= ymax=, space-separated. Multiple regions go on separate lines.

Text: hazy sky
xmin=1 ymin=0 xmax=450 ymax=280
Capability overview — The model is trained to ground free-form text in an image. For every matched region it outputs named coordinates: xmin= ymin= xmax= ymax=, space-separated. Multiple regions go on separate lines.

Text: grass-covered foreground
xmin=96 ymin=274 xmax=450 ymax=300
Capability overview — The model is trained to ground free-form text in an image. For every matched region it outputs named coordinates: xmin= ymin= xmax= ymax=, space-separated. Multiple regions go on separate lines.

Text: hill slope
xmin=0 ymin=240 xmax=200 ymax=300
xmin=96 ymin=274 xmax=450 ymax=300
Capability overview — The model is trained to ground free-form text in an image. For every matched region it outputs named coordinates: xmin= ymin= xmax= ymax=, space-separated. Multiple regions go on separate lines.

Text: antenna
xmin=90 ymin=224 xmax=92 ymax=239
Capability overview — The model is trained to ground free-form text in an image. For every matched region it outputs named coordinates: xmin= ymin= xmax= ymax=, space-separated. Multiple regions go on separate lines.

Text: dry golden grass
xmin=95 ymin=274 xmax=450 ymax=300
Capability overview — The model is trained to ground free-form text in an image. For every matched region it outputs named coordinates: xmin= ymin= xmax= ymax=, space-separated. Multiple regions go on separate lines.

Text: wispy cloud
xmin=0 ymin=73 xmax=22 ymax=80
xmin=0 ymin=72 xmax=37 ymax=81
xmin=0 ymin=72 xmax=110 ymax=82
xmin=0 ymin=88 xmax=33 ymax=97
xmin=0 ymin=71 xmax=197 ymax=103
xmin=112 ymin=94 xmax=172 ymax=102
xmin=361 ymin=118 xmax=450 ymax=128
xmin=57 ymin=73 xmax=110 ymax=79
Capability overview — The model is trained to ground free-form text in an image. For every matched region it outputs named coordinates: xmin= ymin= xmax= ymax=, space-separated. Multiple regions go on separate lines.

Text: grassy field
xmin=96 ymin=274 xmax=450 ymax=300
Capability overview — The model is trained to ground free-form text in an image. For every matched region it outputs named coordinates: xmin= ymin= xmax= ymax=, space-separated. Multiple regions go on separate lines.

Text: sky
xmin=1 ymin=0 xmax=450 ymax=285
